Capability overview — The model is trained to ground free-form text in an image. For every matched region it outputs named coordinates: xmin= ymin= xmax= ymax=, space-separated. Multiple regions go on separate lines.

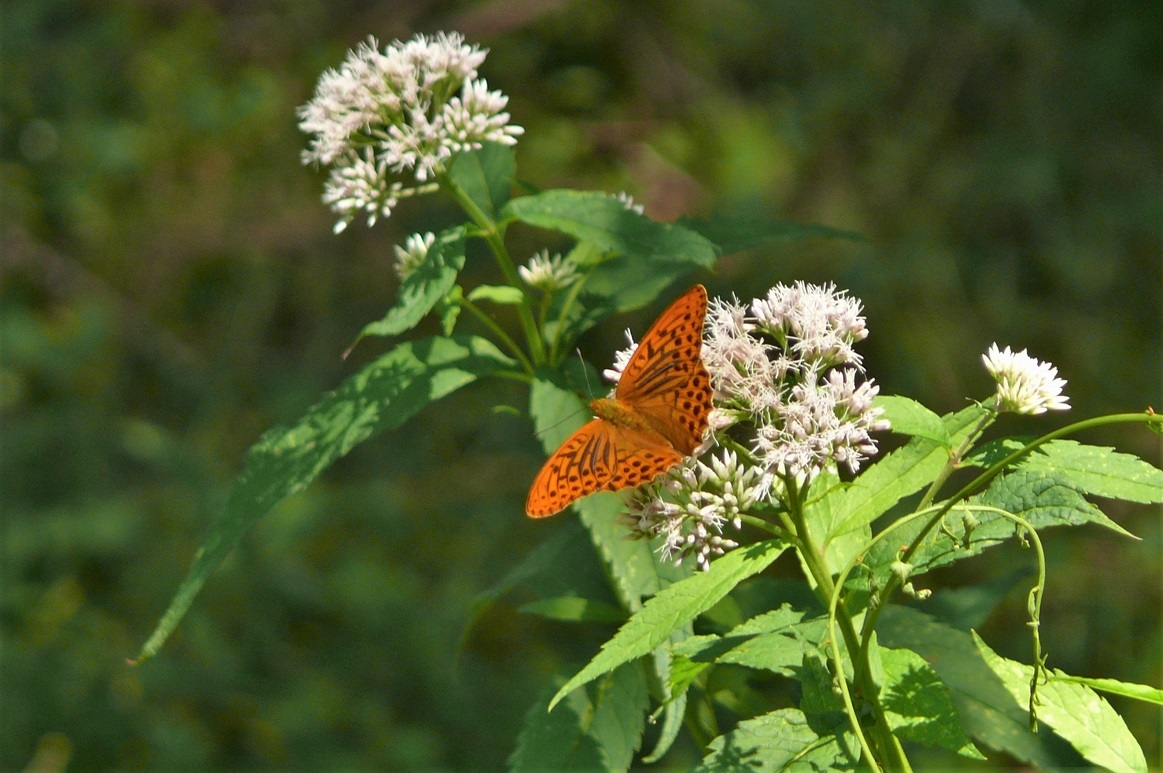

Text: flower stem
xmin=439 ymin=171 xmax=547 ymax=365
xmin=458 ymin=296 xmax=535 ymax=374
xmin=784 ymin=480 xmax=910 ymax=771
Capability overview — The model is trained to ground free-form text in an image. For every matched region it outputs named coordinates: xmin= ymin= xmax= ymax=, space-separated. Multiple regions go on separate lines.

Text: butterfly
xmin=526 ymin=284 xmax=713 ymax=518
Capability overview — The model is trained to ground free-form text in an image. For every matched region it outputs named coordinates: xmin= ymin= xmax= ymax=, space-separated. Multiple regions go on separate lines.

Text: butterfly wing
xmin=615 ymin=284 xmax=713 ymax=454
xmin=526 ymin=419 xmax=682 ymax=518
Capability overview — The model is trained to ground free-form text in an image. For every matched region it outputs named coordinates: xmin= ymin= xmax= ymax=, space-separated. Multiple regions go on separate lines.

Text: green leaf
xmin=974 ymin=632 xmax=1147 ymax=773
xmin=879 ymin=605 xmax=1090 ymax=769
xmin=438 ymin=285 xmax=463 ymax=335
xmin=528 ymin=379 xmax=684 ymax=612
xmin=1049 ymin=675 xmax=1163 ymax=706
xmin=694 ymin=709 xmax=858 ymax=772
xmin=509 ymin=662 xmax=649 ymax=772
xmin=874 ymin=395 xmax=951 ymax=446
xmin=469 ymin=519 xmax=615 ymax=614
xmin=518 ymin=596 xmax=626 ymax=624
xmin=549 ymin=540 xmax=786 ymax=711
xmin=354 ymin=228 xmax=466 ymax=342
xmin=463 ymin=519 xmax=619 ymax=650
xmin=448 ymin=142 xmax=516 ymax=219
xmin=467 ymin=284 xmax=525 ymax=305
xmin=641 ymin=625 xmax=689 ymax=764
xmin=880 ymin=646 xmax=985 ymax=759
xmin=503 ymin=190 xmax=717 ymax=311
xmin=529 ymin=378 xmax=589 ymax=454
xmin=1014 ymin=440 xmax=1163 ymax=504
xmin=668 ymin=606 xmax=823 ymax=697
xmin=975 ymin=469 xmax=1136 ymax=537
xmin=678 ymin=212 xmax=864 ymax=255
xmin=134 ymin=335 xmax=515 ymax=663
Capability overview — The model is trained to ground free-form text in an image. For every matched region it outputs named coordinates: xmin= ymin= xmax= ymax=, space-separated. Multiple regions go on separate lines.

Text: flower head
xmin=622 ymin=450 xmax=759 ymax=571
xmin=982 ymin=344 xmax=1069 ymax=414
xmin=393 ymin=232 xmax=436 ymax=280
xmin=518 ymin=250 xmax=579 ymax=292
xmin=701 ymin=284 xmax=887 ymax=486
xmin=299 ymin=32 xmax=524 ymax=231
xmin=602 ymin=330 xmax=638 ymax=385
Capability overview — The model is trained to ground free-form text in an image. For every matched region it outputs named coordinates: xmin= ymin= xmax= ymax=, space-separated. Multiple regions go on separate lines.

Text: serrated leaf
xmin=668 ymin=606 xmax=824 ymax=698
xmin=874 ymin=395 xmax=951 ymax=446
xmin=866 ymin=468 xmax=1134 ymax=583
xmin=503 ymin=190 xmax=717 ymax=311
xmin=528 ymin=379 xmax=686 ymax=613
xmin=1019 ymin=440 xmax=1163 ymax=504
xmin=677 ymin=212 xmax=864 ymax=255
xmin=641 ymin=624 xmax=691 ymax=764
xmin=694 ymin=709 xmax=859 ymax=772
xmin=469 ymin=519 xmax=612 ymax=614
xmin=509 ymin=662 xmax=649 ymax=772
xmin=1049 ymin=676 xmax=1163 ymax=706
xmin=519 ymin=596 xmax=626 ymax=624
xmin=135 ymin=335 xmax=515 ymax=662
xmin=973 ymin=632 xmax=1147 ymax=773
xmin=880 ymin=605 xmax=1090 ymax=769
xmin=880 ymin=646 xmax=985 ymax=759
xmin=355 ymin=228 xmax=466 ymax=342
xmin=527 ymin=377 xmax=693 ymax=762
xmin=976 ymin=469 xmax=1136 ymax=537
xmin=467 ymin=284 xmax=525 ymax=305
xmin=549 ymin=540 xmax=787 ymax=711
xmin=448 ymin=142 xmax=516 ymax=219
xmin=529 ymin=378 xmax=589 ymax=452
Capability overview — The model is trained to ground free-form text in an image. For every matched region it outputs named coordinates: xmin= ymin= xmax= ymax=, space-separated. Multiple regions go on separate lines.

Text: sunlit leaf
xmin=974 ymin=632 xmax=1147 ymax=773
xmin=694 ymin=709 xmax=858 ymax=772
xmin=549 ymin=539 xmax=786 ymax=711
xmin=135 ymin=335 xmax=515 ymax=662
xmin=880 ymin=646 xmax=984 ymax=759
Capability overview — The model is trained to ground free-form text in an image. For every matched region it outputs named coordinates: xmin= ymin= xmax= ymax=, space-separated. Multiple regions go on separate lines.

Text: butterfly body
xmin=526 ymin=285 xmax=713 ymax=518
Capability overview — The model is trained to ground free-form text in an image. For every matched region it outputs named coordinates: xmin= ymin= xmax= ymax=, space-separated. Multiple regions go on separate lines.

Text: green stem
xmin=785 ymin=480 xmax=910 ymax=771
xmin=439 ymin=172 xmax=547 ymax=365
xmin=459 ymin=296 xmax=535 ymax=374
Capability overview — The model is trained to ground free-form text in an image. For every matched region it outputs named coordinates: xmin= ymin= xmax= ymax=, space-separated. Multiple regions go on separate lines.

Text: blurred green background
xmin=3 ymin=0 xmax=1160 ymax=769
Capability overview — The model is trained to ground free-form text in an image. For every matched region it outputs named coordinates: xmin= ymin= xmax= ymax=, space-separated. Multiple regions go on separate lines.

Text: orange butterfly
xmin=526 ymin=284 xmax=713 ymax=518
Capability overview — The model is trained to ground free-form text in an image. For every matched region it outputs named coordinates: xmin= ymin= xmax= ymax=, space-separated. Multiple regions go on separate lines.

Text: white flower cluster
xmin=622 ymin=451 xmax=761 ymax=571
xmin=982 ymin=344 xmax=1069 ymax=415
xmin=298 ymin=32 xmax=524 ymax=232
xmin=518 ymin=250 xmax=579 ymax=291
xmin=705 ymin=282 xmax=887 ymax=487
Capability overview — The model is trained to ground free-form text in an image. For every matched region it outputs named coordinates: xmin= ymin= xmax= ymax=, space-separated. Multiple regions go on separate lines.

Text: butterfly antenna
xmin=576 ymin=348 xmax=597 ymax=400
xmin=531 ymin=351 xmax=593 ymax=440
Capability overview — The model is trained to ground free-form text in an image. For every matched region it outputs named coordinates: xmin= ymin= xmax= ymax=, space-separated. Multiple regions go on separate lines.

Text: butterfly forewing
xmin=616 ymin=285 xmax=712 ymax=454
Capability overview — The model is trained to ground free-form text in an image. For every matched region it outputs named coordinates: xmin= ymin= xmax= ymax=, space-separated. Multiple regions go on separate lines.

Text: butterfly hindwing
xmin=526 ymin=420 xmax=616 ymax=518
